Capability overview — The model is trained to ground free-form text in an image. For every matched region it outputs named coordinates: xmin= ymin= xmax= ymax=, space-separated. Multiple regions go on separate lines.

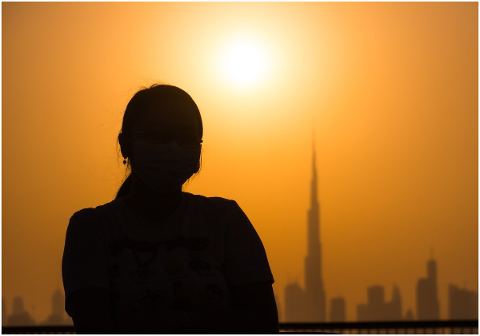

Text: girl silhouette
xmin=62 ymin=84 xmax=278 ymax=333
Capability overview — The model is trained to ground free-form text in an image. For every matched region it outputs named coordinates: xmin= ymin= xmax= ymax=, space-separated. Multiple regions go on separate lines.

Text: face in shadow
xmin=120 ymin=87 xmax=203 ymax=194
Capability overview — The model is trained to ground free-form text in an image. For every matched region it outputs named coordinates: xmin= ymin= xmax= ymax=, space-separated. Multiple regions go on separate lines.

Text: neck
xmin=122 ymin=173 xmax=184 ymax=222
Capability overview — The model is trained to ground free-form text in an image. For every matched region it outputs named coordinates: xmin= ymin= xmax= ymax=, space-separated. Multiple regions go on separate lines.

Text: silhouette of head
xmin=116 ymin=84 xmax=203 ymax=197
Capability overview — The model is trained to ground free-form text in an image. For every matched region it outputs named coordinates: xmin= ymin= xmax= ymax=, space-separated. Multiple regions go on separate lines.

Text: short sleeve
xmin=62 ymin=209 xmax=110 ymax=307
xmin=223 ymin=201 xmax=274 ymax=287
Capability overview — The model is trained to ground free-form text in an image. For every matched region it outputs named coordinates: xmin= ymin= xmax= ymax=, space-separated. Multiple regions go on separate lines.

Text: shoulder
xmin=185 ymin=193 xmax=250 ymax=228
xmin=68 ymin=199 xmax=121 ymax=232
xmin=71 ymin=199 xmax=119 ymax=219
xmin=186 ymin=193 xmax=237 ymax=208
xmin=185 ymin=193 xmax=241 ymax=218
xmin=70 ymin=207 xmax=97 ymax=221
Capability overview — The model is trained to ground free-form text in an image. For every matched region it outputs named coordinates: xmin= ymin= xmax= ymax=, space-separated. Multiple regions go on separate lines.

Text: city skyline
xmin=281 ymin=148 xmax=477 ymax=322
xmin=2 ymin=139 xmax=477 ymax=325
xmin=2 ymin=289 xmax=72 ymax=327
xmin=3 ymin=258 xmax=477 ymax=326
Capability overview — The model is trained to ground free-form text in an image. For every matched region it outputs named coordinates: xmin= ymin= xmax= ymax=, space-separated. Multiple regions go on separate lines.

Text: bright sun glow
xmin=221 ymin=38 xmax=268 ymax=86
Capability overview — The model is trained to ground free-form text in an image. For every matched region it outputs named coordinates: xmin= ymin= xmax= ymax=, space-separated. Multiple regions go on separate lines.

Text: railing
xmin=280 ymin=320 xmax=478 ymax=334
xmin=2 ymin=320 xmax=478 ymax=334
xmin=2 ymin=326 xmax=75 ymax=334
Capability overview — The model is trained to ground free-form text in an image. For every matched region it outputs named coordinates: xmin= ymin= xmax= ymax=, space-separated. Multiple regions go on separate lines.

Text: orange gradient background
xmin=2 ymin=2 xmax=477 ymax=322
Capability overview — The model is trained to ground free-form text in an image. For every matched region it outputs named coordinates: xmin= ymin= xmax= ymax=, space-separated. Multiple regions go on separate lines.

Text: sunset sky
xmin=2 ymin=2 xmax=477 ymax=322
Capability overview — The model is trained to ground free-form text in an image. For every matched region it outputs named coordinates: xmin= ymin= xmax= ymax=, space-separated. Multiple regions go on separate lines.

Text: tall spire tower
xmin=304 ymin=136 xmax=326 ymax=321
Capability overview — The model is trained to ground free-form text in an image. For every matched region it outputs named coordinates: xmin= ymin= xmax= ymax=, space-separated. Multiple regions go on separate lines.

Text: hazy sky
xmin=2 ymin=2 xmax=477 ymax=322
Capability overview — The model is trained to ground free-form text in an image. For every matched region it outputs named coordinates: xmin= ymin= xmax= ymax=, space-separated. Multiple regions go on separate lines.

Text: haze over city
xmin=2 ymin=2 xmax=477 ymax=323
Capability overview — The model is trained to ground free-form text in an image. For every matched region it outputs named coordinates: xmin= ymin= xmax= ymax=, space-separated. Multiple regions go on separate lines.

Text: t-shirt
xmin=62 ymin=192 xmax=274 ymax=320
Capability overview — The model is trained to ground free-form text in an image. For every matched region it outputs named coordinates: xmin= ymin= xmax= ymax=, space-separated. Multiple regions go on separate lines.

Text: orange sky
xmin=2 ymin=2 xmax=477 ymax=322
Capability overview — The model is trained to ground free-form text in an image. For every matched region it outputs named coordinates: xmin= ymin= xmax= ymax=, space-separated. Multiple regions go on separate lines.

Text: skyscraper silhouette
xmin=304 ymin=143 xmax=326 ymax=322
xmin=405 ymin=309 xmax=414 ymax=320
xmin=357 ymin=285 xmax=403 ymax=321
xmin=7 ymin=296 xmax=35 ymax=326
xmin=389 ymin=285 xmax=403 ymax=320
xmin=330 ymin=297 xmax=346 ymax=322
xmin=40 ymin=288 xmax=73 ymax=326
xmin=284 ymin=282 xmax=306 ymax=322
xmin=448 ymin=284 xmax=478 ymax=320
xmin=284 ymin=141 xmax=327 ymax=322
xmin=416 ymin=258 xmax=440 ymax=320
xmin=2 ymin=298 xmax=7 ymax=326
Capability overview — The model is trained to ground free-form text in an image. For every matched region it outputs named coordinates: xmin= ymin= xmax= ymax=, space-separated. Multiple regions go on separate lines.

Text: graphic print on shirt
xmin=110 ymin=237 xmax=162 ymax=256
xmin=165 ymin=235 xmax=209 ymax=252
xmin=109 ymin=237 xmax=161 ymax=280
xmin=130 ymin=289 xmax=167 ymax=313
xmin=171 ymin=280 xmax=194 ymax=310
xmin=108 ymin=235 xmax=218 ymax=311
xmin=199 ymin=283 xmax=225 ymax=309
xmin=164 ymin=259 xmax=184 ymax=276
xmin=131 ymin=248 xmax=158 ymax=279
xmin=188 ymin=252 xmax=211 ymax=273
xmin=108 ymin=263 xmax=122 ymax=313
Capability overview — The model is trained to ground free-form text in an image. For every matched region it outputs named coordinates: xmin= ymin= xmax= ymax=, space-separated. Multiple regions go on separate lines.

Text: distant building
xmin=448 ymin=285 xmax=478 ymax=320
xmin=358 ymin=285 xmax=383 ymax=321
xmin=40 ymin=289 xmax=73 ymax=326
xmin=389 ymin=285 xmax=402 ymax=320
xmin=2 ymin=298 xmax=7 ymax=326
xmin=357 ymin=285 xmax=403 ymax=321
xmin=416 ymin=259 xmax=440 ymax=320
xmin=7 ymin=296 xmax=35 ymax=326
xmin=405 ymin=309 xmax=414 ymax=320
xmin=284 ymin=142 xmax=327 ymax=322
xmin=303 ymin=144 xmax=326 ymax=322
xmin=284 ymin=282 xmax=306 ymax=322
xmin=329 ymin=297 xmax=346 ymax=322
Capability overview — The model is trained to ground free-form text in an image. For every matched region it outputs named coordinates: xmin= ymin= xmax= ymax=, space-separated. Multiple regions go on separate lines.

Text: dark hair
xmin=115 ymin=84 xmax=203 ymax=199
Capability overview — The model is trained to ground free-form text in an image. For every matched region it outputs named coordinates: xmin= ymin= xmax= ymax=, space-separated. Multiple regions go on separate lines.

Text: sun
xmin=221 ymin=38 xmax=269 ymax=87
